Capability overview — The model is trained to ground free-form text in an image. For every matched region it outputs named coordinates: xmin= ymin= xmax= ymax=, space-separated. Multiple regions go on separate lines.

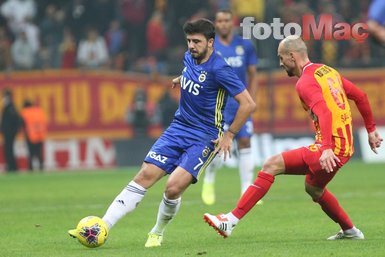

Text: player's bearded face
xmin=278 ymin=52 xmax=295 ymax=77
xmin=283 ymin=64 xmax=295 ymax=77
xmin=191 ymin=44 xmax=208 ymax=60
xmin=186 ymin=34 xmax=212 ymax=61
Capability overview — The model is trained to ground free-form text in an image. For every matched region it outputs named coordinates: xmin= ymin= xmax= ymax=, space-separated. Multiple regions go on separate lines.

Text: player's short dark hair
xmin=183 ymin=18 xmax=215 ymax=40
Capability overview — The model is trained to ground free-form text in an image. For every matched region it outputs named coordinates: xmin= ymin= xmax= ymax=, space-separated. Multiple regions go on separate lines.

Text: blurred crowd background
xmin=1 ymin=0 xmax=385 ymax=171
xmin=0 ymin=0 xmax=384 ymax=76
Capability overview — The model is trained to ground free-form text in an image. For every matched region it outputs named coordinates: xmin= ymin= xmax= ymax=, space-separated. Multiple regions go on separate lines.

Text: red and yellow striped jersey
xmin=296 ymin=63 xmax=353 ymax=157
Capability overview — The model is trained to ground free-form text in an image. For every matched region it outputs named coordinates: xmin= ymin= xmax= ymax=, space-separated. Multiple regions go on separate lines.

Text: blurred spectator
xmin=89 ymin=0 xmax=116 ymax=33
xmin=105 ymin=19 xmax=125 ymax=60
xmin=40 ymin=4 xmax=62 ymax=43
xmin=166 ymin=0 xmax=209 ymax=25
xmin=22 ymin=17 xmax=40 ymax=55
xmin=37 ymin=43 xmax=51 ymax=69
xmin=315 ymin=0 xmax=343 ymax=66
xmin=1 ymin=89 xmax=22 ymax=172
xmin=0 ymin=26 xmax=12 ymax=70
xmin=156 ymin=91 xmax=178 ymax=129
xmin=189 ymin=8 xmax=210 ymax=21
xmin=105 ymin=19 xmax=128 ymax=70
xmin=39 ymin=4 xmax=65 ymax=67
xmin=0 ymin=9 xmax=7 ymax=27
xmin=118 ymin=0 xmax=148 ymax=58
xmin=341 ymin=40 xmax=371 ymax=66
xmin=65 ymin=0 xmax=90 ymax=40
xmin=20 ymin=99 xmax=47 ymax=171
xmin=77 ymin=27 xmax=109 ymax=68
xmin=166 ymin=44 xmax=185 ymax=75
xmin=338 ymin=0 xmax=356 ymax=23
xmin=126 ymin=88 xmax=150 ymax=136
xmin=0 ymin=0 xmax=36 ymax=36
xmin=59 ymin=28 xmax=77 ymax=69
xmin=164 ymin=0 xmax=209 ymax=49
xmin=11 ymin=30 xmax=35 ymax=69
xmin=0 ymin=0 xmax=383 ymax=72
xmin=367 ymin=0 xmax=385 ymax=46
xmin=339 ymin=1 xmax=372 ymax=67
xmin=132 ymin=55 xmax=167 ymax=76
xmin=146 ymin=11 xmax=168 ymax=56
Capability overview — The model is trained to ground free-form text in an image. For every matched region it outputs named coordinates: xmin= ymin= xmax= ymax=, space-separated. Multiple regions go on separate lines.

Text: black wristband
xmin=228 ymin=128 xmax=238 ymax=135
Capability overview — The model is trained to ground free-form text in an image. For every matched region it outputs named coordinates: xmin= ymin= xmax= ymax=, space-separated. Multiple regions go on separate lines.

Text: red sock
xmin=231 ymin=171 xmax=274 ymax=219
xmin=316 ymin=189 xmax=353 ymax=230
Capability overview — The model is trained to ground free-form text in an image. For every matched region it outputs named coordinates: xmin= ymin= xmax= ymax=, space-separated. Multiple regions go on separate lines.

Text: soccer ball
xmin=75 ymin=216 xmax=109 ymax=248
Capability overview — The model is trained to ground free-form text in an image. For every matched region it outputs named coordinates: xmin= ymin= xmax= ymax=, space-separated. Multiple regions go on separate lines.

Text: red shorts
xmin=282 ymin=144 xmax=351 ymax=188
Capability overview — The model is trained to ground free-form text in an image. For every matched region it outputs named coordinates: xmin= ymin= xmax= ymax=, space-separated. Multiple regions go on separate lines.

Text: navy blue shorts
xmin=144 ymin=122 xmax=217 ymax=183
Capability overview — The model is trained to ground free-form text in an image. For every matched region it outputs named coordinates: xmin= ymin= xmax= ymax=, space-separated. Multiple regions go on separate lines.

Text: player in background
xmin=1 ymin=89 xmax=21 ymax=172
xmin=367 ymin=0 xmax=385 ymax=45
xmin=20 ymin=100 xmax=47 ymax=171
xmin=201 ymin=10 xmax=259 ymax=206
xmin=68 ymin=19 xmax=256 ymax=247
xmin=203 ymin=36 xmax=383 ymax=240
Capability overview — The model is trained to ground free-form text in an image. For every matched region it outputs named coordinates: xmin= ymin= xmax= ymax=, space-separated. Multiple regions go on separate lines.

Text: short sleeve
xmin=215 ymin=65 xmax=246 ymax=97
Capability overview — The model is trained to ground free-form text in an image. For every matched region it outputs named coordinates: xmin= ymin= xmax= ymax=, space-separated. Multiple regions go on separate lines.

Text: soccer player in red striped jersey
xmin=203 ymin=35 xmax=383 ymax=240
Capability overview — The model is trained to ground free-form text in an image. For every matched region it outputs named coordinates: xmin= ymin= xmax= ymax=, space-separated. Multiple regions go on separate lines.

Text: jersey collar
xmin=302 ymin=61 xmax=313 ymax=73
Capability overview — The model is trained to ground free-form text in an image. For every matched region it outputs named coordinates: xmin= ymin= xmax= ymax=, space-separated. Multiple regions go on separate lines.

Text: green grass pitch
xmin=1 ymin=160 xmax=384 ymax=257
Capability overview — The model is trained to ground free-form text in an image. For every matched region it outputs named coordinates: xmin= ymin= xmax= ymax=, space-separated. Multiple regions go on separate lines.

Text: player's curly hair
xmin=183 ymin=18 xmax=215 ymax=40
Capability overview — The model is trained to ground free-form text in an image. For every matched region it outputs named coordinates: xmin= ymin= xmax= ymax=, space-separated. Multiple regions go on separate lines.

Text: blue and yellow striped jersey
xmin=174 ymin=51 xmax=246 ymax=139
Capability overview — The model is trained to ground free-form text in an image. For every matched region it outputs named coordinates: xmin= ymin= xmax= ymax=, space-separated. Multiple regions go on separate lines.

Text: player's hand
xmin=368 ymin=130 xmax=383 ymax=154
xmin=212 ymin=131 xmax=234 ymax=161
xmin=172 ymin=76 xmax=181 ymax=88
xmin=319 ymin=149 xmax=340 ymax=173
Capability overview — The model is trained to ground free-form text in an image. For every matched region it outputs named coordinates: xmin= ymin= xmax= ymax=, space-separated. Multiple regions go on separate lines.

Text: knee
xmin=262 ymin=155 xmax=284 ymax=176
xmin=134 ymin=167 xmax=153 ymax=183
xmin=305 ymin=184 xmax=324 ymax=201
xmin=164 ymin=184 xmax=182 ymax=199
xmin=133 ymin=163 xmax=164 ymax=188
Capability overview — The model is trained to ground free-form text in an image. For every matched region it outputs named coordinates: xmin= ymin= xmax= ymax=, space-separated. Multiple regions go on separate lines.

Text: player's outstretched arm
xmin=214 ymin=89 xmax=256 ymax=161
xmin=342 ymin=77 xmax=383 ymax=153
xmin=231 ymin=89 xmax=257 ymax=132
xmin=342 ymin=77 xmax=375 ymax=131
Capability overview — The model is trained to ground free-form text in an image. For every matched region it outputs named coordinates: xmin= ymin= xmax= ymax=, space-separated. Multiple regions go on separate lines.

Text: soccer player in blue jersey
xmin=68 ymin=18 xmax=256 ymax=248
xmin=367 ymin=0 xmax=385 ymax=45
xmin=201 ymin=10 xmax=260 ymax=205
